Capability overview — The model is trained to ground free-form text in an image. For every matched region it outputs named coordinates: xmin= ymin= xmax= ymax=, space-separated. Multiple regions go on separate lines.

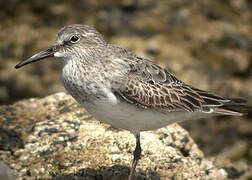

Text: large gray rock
xmin=0 ymin=92 xmax=251 ymax=179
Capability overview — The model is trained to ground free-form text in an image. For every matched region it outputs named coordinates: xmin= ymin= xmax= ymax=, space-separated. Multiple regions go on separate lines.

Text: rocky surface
xmin=0 ymin=92 xmax=250 ymax=179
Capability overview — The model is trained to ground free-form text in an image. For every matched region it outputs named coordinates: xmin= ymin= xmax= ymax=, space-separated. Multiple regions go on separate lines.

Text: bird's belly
xmin=81 ymin=98 xmax=203 ymax=134
xmin=62 ymin=78 xmax=208 ymax=133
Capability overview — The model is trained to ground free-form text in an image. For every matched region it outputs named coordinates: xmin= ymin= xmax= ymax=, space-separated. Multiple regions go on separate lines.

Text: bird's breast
xmin=61 ymin=62 xmax=116 ymax=104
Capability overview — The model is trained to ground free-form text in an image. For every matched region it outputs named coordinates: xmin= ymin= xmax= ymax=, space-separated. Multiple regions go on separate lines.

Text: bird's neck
xmin=61 ymin=47 xmax=131 ymax=102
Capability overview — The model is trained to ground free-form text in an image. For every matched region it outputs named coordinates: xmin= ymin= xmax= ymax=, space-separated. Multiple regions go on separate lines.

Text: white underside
xmin=80 ymin=88 xmax=213 ymax=134
xmin=61 ymin=60 xmax=215 ymax=134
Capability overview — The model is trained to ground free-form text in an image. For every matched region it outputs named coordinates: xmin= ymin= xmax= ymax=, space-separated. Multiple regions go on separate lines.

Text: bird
xmin=15 ymin=24 xmax=246 ymax=180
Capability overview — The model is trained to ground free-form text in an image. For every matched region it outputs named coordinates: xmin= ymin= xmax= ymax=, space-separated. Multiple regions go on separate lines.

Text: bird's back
xmin=104 ymin=44 xmax=246 ymax=117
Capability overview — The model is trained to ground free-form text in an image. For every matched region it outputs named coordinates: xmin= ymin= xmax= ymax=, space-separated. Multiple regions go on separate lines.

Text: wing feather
xmin=113 ymin=56 xmax=245 ymax=115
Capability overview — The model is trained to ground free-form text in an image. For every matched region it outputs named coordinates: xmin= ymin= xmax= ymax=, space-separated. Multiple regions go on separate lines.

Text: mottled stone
xmin=0 ymin=92 xmax=251 ymax=179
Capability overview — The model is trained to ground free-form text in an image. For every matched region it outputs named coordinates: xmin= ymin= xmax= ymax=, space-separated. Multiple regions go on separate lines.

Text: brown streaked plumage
xmin=115 ymin=57 xmax=244 ymax=116
xmin=14 ymin=24 xmax=247 ymax=180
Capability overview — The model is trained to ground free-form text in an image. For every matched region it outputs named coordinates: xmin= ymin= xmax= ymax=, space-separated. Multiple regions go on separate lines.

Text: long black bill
xmin=15 ymin=46 xmax=58 ymax=69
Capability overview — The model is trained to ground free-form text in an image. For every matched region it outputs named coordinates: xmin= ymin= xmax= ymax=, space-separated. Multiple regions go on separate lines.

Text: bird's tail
xmin=212 ymin=98 xmax=247 ymax=116
xmin=192 ymin=88 xmax=247 ymax=116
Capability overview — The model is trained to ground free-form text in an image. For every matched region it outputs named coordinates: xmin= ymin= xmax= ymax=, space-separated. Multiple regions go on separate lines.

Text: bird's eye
xmin=70 ymin=35 xmax=79 ymax=43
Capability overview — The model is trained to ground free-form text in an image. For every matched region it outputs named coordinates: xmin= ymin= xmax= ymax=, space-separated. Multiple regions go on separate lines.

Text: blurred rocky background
xmin=0 ymin=0 xmax=251 ymax=178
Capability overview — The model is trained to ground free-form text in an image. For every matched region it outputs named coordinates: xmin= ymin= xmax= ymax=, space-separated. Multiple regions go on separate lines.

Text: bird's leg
xmin=129 ymin=133 xmax=141 ymax=180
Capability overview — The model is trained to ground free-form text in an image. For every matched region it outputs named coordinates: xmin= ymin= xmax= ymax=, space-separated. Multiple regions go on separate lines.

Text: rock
xmin=0 ymin=92 xmax=251 ymax=179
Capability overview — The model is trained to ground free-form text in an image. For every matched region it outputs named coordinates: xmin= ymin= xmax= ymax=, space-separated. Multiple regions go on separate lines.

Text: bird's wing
xmin=115 ymin=57 xmax=243 ymax=114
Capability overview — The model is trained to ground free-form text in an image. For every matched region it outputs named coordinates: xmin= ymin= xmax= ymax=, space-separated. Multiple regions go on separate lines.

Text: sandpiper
xmin=15 ymin=24 xmax=246 ymax=180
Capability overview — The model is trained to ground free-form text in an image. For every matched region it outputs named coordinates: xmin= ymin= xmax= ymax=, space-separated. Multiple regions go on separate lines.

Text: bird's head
xmin=15 ymin=24 xmax=106 ymax=69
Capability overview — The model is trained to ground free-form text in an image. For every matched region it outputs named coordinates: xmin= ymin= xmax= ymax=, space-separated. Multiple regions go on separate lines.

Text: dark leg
xmin=129 ymin=133 xmax=141 ymax=180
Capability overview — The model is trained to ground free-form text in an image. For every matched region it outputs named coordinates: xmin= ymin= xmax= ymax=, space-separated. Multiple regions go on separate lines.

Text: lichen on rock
xmin=0 ymin=92 xmax=251 ymax=179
